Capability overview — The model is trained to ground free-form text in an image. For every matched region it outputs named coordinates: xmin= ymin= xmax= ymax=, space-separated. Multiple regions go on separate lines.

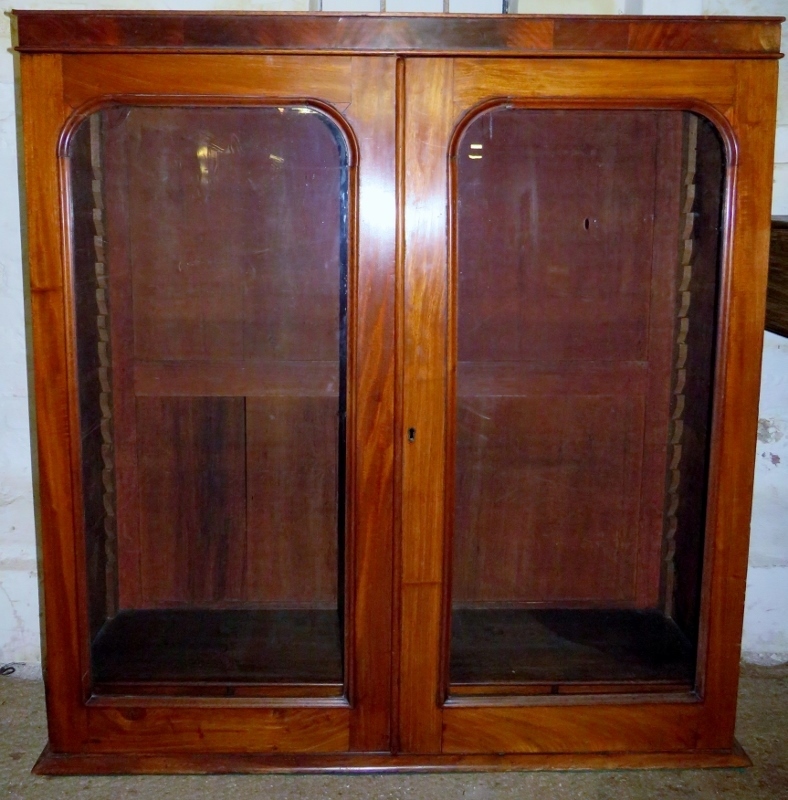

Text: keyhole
xmin=583 ymin=217 xmax=590 ymax=230
xmin=408 ymin=427 xmax=416 ymax=443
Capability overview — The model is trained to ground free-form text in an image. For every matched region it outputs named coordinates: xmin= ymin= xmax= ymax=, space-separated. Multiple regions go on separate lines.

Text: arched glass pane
xmin=451 ymin=108 xmax=724 ymax=694
xmin=69 ymin=105 xmax=349 ymax=693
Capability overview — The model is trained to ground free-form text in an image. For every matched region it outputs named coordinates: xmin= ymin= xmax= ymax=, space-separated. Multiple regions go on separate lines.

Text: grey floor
xmin=1 ymin=665 xmax=786 ymax=799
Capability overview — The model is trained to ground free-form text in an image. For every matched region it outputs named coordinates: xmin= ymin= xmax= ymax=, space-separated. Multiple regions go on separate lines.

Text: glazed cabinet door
xmin=24 ymin=53 xmax=396 ymax=757
xmin=398 ymin=57 xmax=777 ymax=757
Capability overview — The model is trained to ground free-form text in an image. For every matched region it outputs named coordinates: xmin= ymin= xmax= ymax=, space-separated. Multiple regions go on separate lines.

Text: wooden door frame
xmin=397 ymin=55 xmax=778 ymax=760
xmin=21 ymin=51 xmax=397 ymax=759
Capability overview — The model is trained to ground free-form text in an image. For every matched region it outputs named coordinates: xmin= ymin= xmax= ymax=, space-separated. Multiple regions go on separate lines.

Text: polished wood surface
xmin=341 ymin=56 xmax=397 ymax=753
xmin=15 ymin=12 xmax=782 ymax=58
xmin=33 ymin=741 xmax=751 ymax=775
xmin=766 ymin=218 xmax=788 ymax=338
xmin=136 ymin=397 xmax=246 ymax=605
xmin=692 ymin=57 xmax=778 ymax=749
xmin=17 ymin=11 xmax=780 ymax=773
xmin=398 ymin=57 xmax=454 ymax=755
xmin=410 ymin=53 xmax=776 ymax=761
xmin=22 ymin=47 xmax=396 ymax=759
xmin=21 ymin=52 xmax=90 ymax=752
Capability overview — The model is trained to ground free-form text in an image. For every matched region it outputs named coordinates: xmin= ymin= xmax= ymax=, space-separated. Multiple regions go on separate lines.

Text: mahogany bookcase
xmin=14 ymin=11 xmax=782 ymax=773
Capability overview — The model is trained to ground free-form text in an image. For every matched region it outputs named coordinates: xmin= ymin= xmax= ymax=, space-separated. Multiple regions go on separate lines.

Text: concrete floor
xmin=1 ymin=665 xmax=786 ymax=799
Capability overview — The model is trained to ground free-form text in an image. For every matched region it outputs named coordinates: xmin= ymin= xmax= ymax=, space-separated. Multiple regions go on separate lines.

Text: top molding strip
xmin=12 ymin=12 xmax=784 ymax=58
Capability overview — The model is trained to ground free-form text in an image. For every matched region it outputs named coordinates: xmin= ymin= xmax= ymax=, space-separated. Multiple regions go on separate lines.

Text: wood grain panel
xmin=452 ymin=60 xmax=737 ymax=111
xmin=695 ymin=59 xmax=779 ymax=749
xmin=401 ymin=58 xmax=453 ymax=586
xmin=62 ymin=54 xmax=353 ymax=109
xmin=398 ymin=57 xmax=455 ymax=754
xmin=343 ymin=56 xmax=397 ymax=752
xmin=398 ymin=583 xmax=443 ymax=754
xmin=136 ymin=397 xmax=247 ymax=606
xmin=442 ymin=702 xmax=704 ymax=754
xmin=86 ymin=705 xmax=350 ymax=754
xmin=16 ymin=13 xmax=782 ymax=58
xmin=457 ymin=361 xmax=648 ymax=397
xmin=32 ymin=743 xmax=751 ymax=774
xmin=453 ymin=395 xmax=645 ymax=605
xmin=456 ymin=110 xmax=657 ymax=365
xmin=627 ymin=21 xmax=781 ymax=55
xmin=451 ymin=108 xmax=681 ymax=608
xmin=22 ymin=54 xmax=66 ymax=292
xmin=636 ymin=112 xmax=684 ymax=607
xmin=553 ymin=18 xmax=630 ymax=52
xmin=244 ymin=397 xmax=338 ymax=606
xmin=122 ymin=106 xmax=341 ymax=364
xmin=20 ymin=53 xmax=90 ymax=750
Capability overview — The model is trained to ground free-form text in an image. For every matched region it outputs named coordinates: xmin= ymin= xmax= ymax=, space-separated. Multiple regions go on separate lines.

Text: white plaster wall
xmin=746 ymin=334 xmax=788 ymax=663
xmin=0 ymin=0 xmax=786 ymax=667
xmin=0 ymin=5 xmax=38 ymax=666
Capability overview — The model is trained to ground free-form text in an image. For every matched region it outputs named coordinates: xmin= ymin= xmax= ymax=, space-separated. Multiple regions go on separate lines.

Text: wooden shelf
xmin=92 ymin=609 xmax=343 ymax=688
xmin=450 ymin=608 xmax=694 ymax=689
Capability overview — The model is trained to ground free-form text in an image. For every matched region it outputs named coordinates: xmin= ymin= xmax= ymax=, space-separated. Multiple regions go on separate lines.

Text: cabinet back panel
xmin=453 ymin=393 xmax=644 ymax=604
xmin=449 ymin=106 xmax=724 ymax=691
xmin=245 ymin=396 xmax=338 ymax=606
xmin=456 ymin=111 xmax=657 ymax=365
xmin=72 ymin=105 xmax=349 ymax=623
xmin=136 ymin=396 xmax=247 ymax=606
xmin=453 ymin=109 xmax=675 ymax=608
xmin=123 ymin=107 xmax=342 ymax=364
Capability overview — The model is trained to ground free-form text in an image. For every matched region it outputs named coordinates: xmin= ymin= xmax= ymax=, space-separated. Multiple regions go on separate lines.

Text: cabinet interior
xmin=70 ymin=105 xmax=350 ymax=693
xmin=449 ymin=107 xmax=724 ymax=694
xmin=69 ymin=102 xmax=725 ymax=698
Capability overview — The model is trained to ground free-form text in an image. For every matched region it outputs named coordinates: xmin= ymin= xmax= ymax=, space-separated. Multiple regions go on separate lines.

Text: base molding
xmin=34 ymin=740 xmax=752 ymax=775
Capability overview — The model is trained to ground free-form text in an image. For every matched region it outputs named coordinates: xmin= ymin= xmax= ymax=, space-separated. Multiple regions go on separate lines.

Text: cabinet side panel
xmin=698 ymin=60 xmax=779 ymax=748
xmin=21 ymin=53 xmax=90 ymax=749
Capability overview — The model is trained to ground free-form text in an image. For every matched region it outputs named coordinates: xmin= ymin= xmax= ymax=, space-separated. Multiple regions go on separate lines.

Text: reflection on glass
xmin=70 ymin=106 xmax=349 ymax=693
xmin=450 ymin=109 xmax=724 ymax=694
